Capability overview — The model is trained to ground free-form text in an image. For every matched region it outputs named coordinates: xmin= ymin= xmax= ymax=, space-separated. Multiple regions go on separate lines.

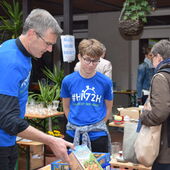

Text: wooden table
xmin=17 ymin=140 xmax=44 ymax=170
xmin=114 ymin=90 xmax=137 ymax=106
xmin=25 ymin=112 xmax=64 ymax=165
xmin=25 ymin=112 xmax=64 ymax=119
xmin=25 ymin=112 xmax=64 ymax=132
xmin=109 ymin=121 xmax=124 ymax=128
xmin=110 ymin=158 xmax=151 ymax=170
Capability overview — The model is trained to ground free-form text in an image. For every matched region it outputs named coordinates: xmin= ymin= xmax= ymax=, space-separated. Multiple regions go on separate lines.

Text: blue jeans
xmin=152 ymin=161 xmax=170 ymax=170
xmin=0 ymin=145 xmax=18 ymax=170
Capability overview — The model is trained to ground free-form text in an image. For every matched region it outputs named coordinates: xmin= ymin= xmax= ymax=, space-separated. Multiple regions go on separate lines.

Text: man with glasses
xmin=61 ymin=39 xmax=113 ymax=153
xmin=0 ymin=9 xmax=73 ymax=169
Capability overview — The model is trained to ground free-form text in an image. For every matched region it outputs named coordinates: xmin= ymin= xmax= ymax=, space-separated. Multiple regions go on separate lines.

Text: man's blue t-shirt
xmin=60 ymin=71 xmax=113 ymax=139
xmin=0 ymin=39 xmax=32 ymax=146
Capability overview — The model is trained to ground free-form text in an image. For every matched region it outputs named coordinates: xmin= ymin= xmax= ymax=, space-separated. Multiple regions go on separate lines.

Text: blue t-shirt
xmin=60 ymin=71 xmax=113 ymax=139
xmin=0 ymin=39 xmax=32 ymax=146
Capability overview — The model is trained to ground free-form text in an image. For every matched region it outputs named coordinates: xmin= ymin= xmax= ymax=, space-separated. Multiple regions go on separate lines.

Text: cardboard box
xmin=18 ymin=143 xmax=44 ymax=170
xmin=51 ymin=160 xmax=70 ymax=170
xmin=45 ymin=155 xmax=57 ymax=165
xmin=30 ymin=153 xmax=44 ymax=170
xmin=93 ymin=152 xmax=111 ymax=168
xmin=18 ymin=152 xmax=44 ymax=170
xmin=120 ymin=107 xmax=140 ymax=119
xmin=51 ymin=147 xmax=111 ymax=170
xmin=30 ymin=144 xmax=44 ymax=169
xmin=69 ymin=145 xmax=103 ymax=170
xmin=30 ymin=144 xmax=44 ymax=154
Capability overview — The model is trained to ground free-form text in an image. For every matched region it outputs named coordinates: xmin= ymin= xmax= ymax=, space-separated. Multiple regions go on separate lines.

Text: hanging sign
xmin=61 ymin=35 xmax=76 ymax=63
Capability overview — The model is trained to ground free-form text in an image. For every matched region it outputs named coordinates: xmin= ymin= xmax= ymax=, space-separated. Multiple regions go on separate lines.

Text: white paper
xmin=61 ymin=35 xmax=76 ymax=63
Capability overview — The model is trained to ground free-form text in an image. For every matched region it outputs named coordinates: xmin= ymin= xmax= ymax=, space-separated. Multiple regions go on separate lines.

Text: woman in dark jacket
xmin=140 ymin=39 xmax=170 ymax=170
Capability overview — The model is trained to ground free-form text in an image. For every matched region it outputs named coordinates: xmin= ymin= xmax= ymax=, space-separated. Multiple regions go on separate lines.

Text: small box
xmin=69 ymin=145 xmax=103 ymax=170
xmin=30 ymin=153 xmax=44 ymax=170
xmin=120 ymin=107 xmax=140 ymax=119
xmin=93 ymin=152 xmax=111 ymax=168
xmin=51 ymin=160 xmax=70 ymax=170
xmin=30 ymin=144 xmax=44 ymax=154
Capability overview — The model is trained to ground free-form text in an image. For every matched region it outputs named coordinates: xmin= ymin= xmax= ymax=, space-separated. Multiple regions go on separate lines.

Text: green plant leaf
xmin=120 ymin=0 xmax=151 ymax=23
xmin=0 ymin=0 xmax=23 ymax=42
xmin=42 ymin=65 xmax=64 ymax=88
xmin=29 ymin=81 xmax=61 ymax=107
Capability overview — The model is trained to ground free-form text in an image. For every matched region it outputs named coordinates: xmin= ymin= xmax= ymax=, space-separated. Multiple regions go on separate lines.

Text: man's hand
xmin=48 ymin=136 xmax=74 ymax=164
xmin=143 ymin=99 xmax=151 ymax=111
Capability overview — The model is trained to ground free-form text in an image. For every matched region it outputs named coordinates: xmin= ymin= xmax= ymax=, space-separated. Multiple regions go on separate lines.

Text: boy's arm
xmin=62 ymin=98 xmax=70 ymax=119
xmin=104 ymin=99 xmax=113 ymax=122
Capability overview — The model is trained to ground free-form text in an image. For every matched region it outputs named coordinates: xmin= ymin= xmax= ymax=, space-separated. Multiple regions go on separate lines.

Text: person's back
xmin=140 ymin=39 xmax=170 ymax=170
xmin=136 ymin=48 xmax=155 ymax=105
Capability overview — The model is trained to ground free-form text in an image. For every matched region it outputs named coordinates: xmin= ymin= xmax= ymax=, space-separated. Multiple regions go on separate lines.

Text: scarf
xmin=66 ymin=120 xmax=112 ymax=154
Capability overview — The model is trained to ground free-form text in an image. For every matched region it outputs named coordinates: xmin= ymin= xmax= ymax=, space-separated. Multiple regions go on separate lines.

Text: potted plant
xmin=119 ymin=0 xmax=151 ymax=36
xmin=29 ymin=81 xmax=60 ymax=107
xmin=42 ymin=65 xmax=64 ymax=111
xmin=42 ymin=65 xmax=64 ymax=88
xmin=29 ymin=65 xmax=64 ymax=107
xmin=28 ymin=65 xmax=64 ymax=132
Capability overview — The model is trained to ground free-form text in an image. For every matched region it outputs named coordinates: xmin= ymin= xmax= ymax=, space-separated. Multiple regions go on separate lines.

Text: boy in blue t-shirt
xmin=61 ymin=39 xmax=113 ymax=153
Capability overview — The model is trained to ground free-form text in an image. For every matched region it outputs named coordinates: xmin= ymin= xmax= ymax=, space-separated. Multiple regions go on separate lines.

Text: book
xmin=69 ymin=145 xmax=103 ymax=170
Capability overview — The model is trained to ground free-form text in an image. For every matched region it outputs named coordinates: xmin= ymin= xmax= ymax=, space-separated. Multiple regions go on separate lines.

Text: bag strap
xmin=136 ymin=119 xmax=142 ymax=133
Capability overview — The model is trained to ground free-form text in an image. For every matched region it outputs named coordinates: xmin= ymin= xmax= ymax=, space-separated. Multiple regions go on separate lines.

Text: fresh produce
xmin=114 ymin=115 xmax=123 ymax=121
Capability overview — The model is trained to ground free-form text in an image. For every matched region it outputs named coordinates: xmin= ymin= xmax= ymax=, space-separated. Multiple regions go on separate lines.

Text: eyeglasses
xmin=82 ymin=56 xmax=100 ymax=65
xmin=35 ymin=31 xmax=55 ymax=47
xmin=151 ymin=54 xmax=157 ymax=61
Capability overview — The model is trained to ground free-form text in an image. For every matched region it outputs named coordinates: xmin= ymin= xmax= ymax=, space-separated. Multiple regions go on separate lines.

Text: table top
xmin=38 ymin=164 xmax=51 ymax=170
xmin=114 ymin=90 xmax=136 ymax=94
xmin=17 ymin=140 xmax=43 ymax=146
xmin=110 ymin=158 xmax=151 ymax=170
xmin=109 ymin=121 xmax=124 ymax=128
xmin=25 ymin=112 xmax=64 ymax=119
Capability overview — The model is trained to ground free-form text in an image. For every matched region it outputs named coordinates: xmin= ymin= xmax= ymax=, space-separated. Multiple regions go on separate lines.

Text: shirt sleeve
xmin=104 ymin=78 xmax=114 ymax=100
xmin=103 ymin=62 xmax=112 ymax=79
xmin=60 ymin=78 xmax=71 ymax=98
xmin=0 ymin=94 xmax=29 ymax=135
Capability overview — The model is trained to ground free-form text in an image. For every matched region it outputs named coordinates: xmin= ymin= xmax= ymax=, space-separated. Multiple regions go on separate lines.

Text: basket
xmin=118 ymin=4 xmax=144 ymax=36
xmin=119 ymin=19 xmax=143 ymax=36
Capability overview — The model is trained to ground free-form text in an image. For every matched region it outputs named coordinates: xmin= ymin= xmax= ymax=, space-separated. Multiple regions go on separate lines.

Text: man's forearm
xmin=17 ymin=125 xmax=52 ymax=145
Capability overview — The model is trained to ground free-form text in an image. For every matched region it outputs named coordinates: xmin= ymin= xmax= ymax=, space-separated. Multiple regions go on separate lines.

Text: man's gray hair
xmin=22 ymin=8 xmax=62 ymax=35
xmin=151 ymin=39 xmax=170 ymax=60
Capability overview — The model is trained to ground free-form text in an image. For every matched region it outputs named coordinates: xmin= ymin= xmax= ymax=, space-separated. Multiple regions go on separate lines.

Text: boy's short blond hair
xmin=78 ymin=39 xmax=104 ymax=58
